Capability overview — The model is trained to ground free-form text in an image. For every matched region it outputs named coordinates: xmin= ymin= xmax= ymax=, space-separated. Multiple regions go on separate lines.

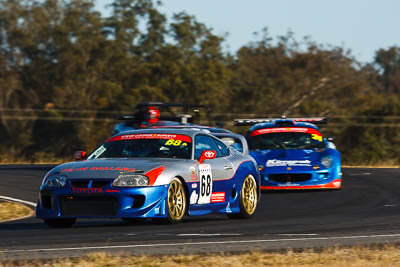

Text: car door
xmin=194 ymin=134 xmax=235 ymax=205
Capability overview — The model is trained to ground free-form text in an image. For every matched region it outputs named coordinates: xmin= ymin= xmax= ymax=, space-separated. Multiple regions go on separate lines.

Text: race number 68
xmin=197 ymin=164 xmax=213 ymax=204
xmin=201 ymin=174 xmax=211 ymax=197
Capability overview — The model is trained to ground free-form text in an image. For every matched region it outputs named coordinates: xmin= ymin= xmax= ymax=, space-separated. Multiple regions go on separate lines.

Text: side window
xmin=195 ymin=135 xmax=222 ymax=159
xmin=212 ymin=138 xmax=229 ymax=157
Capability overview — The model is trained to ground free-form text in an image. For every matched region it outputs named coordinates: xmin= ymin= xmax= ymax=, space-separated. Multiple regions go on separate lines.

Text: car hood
xmin=49 ymin=158 xmax=177 ymax=179
xmin=250 ymin=149 xmax=324 ymax=167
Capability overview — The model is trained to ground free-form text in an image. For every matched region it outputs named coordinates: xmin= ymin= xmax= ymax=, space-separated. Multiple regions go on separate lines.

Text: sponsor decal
xmin=197 ymin=164 xmax=213 ymax=204
xmin=210 ymin=192 xmax=225 ymax=203
xmin=72 ymin=187 xmax=103 ymax=194
xmin=204 ymin=151 xmax=216 ymax=158
xmin=191 ymin=183 xmax=198 ymax=189
xmin=61 ymin=167 xmax=135 ymax=172
xmin=190 ymin=191 xmax=199 ymax=204
xmin=250 ymin=127 xmax=322 ymax=137
xmin=261 ymin=179 xmax=342 ymax=190
xmin=266 ymin=159 xmax=312 ymax=167
xmin=72 ymin=188 xmax=121 ymax=193
xmin=106 ymin=134 xmax=192 ymax=143
xmin=190 ymin=166 xmax=198 ymax=180
xmin=105 ymin=189 xmax=120 ymax=193
xmin=91 ymin=145 xmax=106 ymax=158
xmin=61 ymin=167 xmax=89 ymax=172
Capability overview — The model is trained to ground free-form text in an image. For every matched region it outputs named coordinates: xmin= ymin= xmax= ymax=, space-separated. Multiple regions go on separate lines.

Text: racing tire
xmin=43 ymin=218 xmax=76 ymax=228
xmin=228 ymin=175 xmax=258 ymax=219
xmin=162 ymin=177 xmax=187 ymax=224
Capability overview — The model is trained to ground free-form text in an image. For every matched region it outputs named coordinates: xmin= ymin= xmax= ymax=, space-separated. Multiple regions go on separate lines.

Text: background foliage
xmin=0 ymin=0 xmax=399 ymax=164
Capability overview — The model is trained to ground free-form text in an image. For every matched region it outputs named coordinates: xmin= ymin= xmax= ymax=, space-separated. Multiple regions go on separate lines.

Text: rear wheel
xmin=164 ymin=178 xmax=187 ymax=224
xmin=43 ymin=218 xmax=76 ymax=228
xmin=228 ymin=175 xmax=258 ymax=219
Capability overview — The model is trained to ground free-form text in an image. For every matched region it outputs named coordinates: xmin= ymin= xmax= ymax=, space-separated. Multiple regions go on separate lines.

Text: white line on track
xmin=0 ymin=196 xmax=37 ymax=207
xmin=275 ymin=234 xmax=318 ymax=236
xmin=2 ymin=233 xmax=400 ymax=254
xmin=177 ymin=233 xmax=242 ymax=237
xmin=348 ymin=173 xmax=372 ymax=176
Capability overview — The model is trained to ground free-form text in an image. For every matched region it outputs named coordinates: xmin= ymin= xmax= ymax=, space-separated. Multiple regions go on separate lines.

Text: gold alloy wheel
xmin=167 ymin=178 xmax=186 ymax=221
xmin=241 ymin=176 xmax=257 ymax=215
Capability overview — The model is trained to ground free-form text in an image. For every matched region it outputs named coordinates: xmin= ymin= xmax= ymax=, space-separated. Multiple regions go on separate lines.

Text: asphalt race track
xmin=1 ymin=165 xmax=400 ymax=260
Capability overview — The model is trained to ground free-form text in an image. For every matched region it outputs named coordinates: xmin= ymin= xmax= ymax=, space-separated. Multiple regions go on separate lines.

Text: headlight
xmin=43 ymin=175 xmax=67 ymax=188
xmin=112 ymin=174 xmax=149 ymax=187
xmin=321 ymin=156 xmax=333 ymax=168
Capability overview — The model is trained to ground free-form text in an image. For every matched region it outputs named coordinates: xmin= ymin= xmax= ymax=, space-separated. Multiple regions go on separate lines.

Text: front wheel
xmin=163 ymin=178 xmax=187 ymax=224
xmin=228 ymin=175 xmax=258 ymax=219
xmin=43 ymin=218 xmax=76 ymax=228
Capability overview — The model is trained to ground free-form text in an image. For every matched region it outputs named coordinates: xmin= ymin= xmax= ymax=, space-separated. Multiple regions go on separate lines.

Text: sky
xmin=95 ymin=0 xmax=400 ymax=63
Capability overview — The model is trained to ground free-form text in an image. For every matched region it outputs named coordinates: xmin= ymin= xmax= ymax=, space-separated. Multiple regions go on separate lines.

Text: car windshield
xmin=88 ymin=133 xmax=192 ymax=159
xmin=248 ymin=128 xmax=325 ymax=150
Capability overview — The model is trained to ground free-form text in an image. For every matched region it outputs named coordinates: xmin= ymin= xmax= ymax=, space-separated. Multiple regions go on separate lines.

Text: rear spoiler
xmin=135 ymin=102 xmax=204 ymax=112
xmin=234 ymin=117 xmax=327 ymax=126
xmin=119 ymin=114 xmax=193 ymax=124
xmin=118 ymin=102 xmax=204 ymax=124
xmin=212 ymin=132 xmax=249 ymax=155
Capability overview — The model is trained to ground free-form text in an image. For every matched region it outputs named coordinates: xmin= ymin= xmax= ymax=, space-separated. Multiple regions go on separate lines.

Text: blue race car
xmin=235 ymin=117 xmax=342 ymax=190
xmin=36 ymin=129 xmax=260 ymax=227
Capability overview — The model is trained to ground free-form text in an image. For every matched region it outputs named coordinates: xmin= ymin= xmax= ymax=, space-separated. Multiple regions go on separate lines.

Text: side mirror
xmin=74 ymin=151 xmax=87 ymax=161
xmin=198 ymin=150 xmax=216 ymax=164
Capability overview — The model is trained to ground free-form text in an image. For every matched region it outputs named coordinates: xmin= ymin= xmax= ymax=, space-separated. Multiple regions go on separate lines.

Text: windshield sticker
xmin=165 ymin=139 xmax=188 ymax=146
xmin=250 ymin=127 xmax=322 ymax=137
xmin=106 ymin=134 xmax=192 ymax=143
xmin=311 ymin=134 xmax=323 ymax=142
xmin=266 ymin=159 xmax=312 ymax=167
xmin=62 ymin=166 xmax=135 ymax=172
xmin=91 ymin=145 xmax=106 ymax=159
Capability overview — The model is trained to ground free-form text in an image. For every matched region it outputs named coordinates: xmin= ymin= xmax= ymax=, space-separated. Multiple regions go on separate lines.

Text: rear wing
xmin=118 ymin=102 xmax=205 ymax=125
xmin=234 ymin=117 xmax=327 ymax=126
xmin=135 ymin=102 xmax=205 ymax=111
xmin=212 ymin=132 xmax=249 ymax=155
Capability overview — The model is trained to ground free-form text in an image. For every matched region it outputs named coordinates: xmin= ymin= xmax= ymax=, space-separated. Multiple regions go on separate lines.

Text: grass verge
xmin=2 ymin=245 xmax=400 ymax=266
xmin=0 ymin=201 xmax=33 ymax=222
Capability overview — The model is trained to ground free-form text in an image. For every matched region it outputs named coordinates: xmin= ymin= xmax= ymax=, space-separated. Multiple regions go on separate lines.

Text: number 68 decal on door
xmin=197 ymin=164 xmax=213 ymax=204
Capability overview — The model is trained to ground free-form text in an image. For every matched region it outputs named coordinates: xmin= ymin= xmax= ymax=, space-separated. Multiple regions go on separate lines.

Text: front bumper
xmin=259 ymin=167 xmax=342 ymax=190
xmin=36 ymin=184 xmax=169 ymax=219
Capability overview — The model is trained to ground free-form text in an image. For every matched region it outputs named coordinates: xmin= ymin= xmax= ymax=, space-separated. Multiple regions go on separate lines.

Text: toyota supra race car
xmin=235 ymin=117 xmax=342 ymax=190
xmin=36 ymin=129 xmax=260 ymax=227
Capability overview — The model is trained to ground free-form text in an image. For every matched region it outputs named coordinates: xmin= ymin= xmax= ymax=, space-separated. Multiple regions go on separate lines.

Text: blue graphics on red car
xmin=235 ymin=117 xmax=342 ymax=190
xmin=36 ymin=129 xmax=260 ymax=227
